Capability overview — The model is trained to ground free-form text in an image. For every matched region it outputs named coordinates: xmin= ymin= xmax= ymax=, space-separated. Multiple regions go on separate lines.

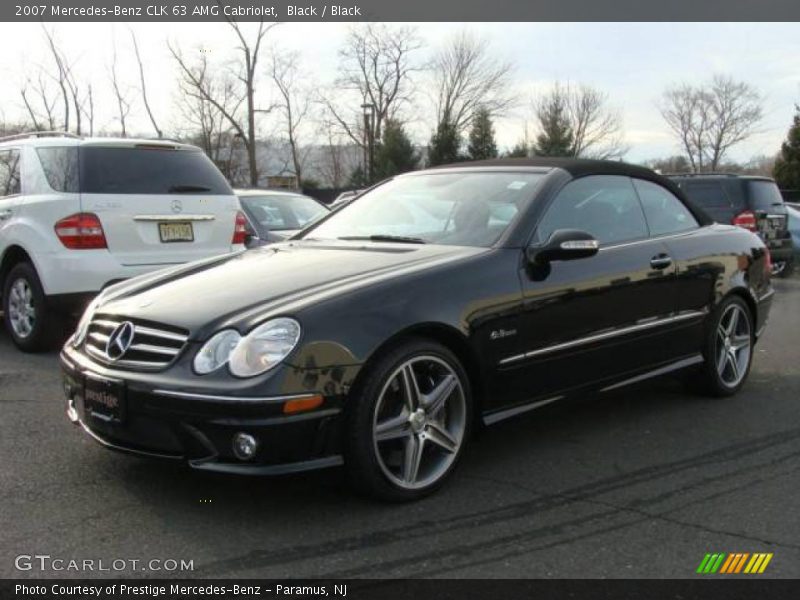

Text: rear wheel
xmin=693 ymin=296 xmax=754 ymax=397
xmin=345 ymin=339 xmax=472 ymax=501
xmin=2 ymin=262 xmax=63 ymax=352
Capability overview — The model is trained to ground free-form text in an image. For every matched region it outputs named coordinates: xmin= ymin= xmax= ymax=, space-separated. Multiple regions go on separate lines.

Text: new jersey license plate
xmin=159 ymin=222 xmax=194 ymax=243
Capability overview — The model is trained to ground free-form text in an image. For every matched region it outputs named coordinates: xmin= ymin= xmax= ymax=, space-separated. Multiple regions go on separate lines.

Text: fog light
xmin=232 ymin=432 xmax=258 ymax=461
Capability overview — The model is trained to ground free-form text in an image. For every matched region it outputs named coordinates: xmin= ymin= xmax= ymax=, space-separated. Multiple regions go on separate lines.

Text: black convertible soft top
xmin=431 ymin=157 xmax=714 ymax=226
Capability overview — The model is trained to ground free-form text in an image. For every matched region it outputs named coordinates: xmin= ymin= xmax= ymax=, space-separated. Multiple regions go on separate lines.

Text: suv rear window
xmin=748 ymin=180 xmax=784 ymax=211
xmin=680 ymin=181 xmax=731 ymax=209
xmin=80 ymin=146 xmax=232 ymax=195
xmin=37 ymin=145 xmax=232 ymax=195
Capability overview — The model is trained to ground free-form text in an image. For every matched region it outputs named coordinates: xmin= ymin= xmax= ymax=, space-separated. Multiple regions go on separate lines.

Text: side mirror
xmin=527 ymin=229 xmax=599 ymax=265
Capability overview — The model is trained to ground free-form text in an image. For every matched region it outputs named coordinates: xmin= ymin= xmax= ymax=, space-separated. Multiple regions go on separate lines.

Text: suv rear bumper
xmin=37 ymin=250 xmax=176 ymax=297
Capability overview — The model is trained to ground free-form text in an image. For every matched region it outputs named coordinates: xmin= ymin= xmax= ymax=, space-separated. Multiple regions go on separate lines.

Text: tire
xmin=693 ymin=295 xmax=754 ymax=397
xmin=344 ymin=338 xmax=473 ymax=502
xmin=2 ymin=262 xmax=63 ymax=352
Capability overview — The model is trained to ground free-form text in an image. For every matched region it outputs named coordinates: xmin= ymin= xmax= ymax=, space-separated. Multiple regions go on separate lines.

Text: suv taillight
xmin=232 ymin=211 xmax=248 ymax=245
xmin=54 ymin=213 xmax=107 ymax=249
xmin=732 ymin=210 xmax=758 ymax=232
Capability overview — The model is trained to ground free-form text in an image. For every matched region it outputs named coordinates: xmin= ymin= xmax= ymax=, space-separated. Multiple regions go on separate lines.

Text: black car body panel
xmin=61 ymin=159 xmax=774 ymax=475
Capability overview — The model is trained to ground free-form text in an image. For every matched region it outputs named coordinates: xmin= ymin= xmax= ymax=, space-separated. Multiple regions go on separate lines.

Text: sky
xmin=0 ymin=21 xmax=798 ymax=164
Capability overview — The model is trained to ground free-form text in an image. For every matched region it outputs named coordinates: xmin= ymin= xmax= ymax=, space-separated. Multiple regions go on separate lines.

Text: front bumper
xmin=60 ymin=347 xmax=349 ymax=475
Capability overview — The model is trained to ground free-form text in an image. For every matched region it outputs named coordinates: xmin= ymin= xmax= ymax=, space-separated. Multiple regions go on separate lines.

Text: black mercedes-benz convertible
xmin=60 ymin=158 xmax=774 ymax=500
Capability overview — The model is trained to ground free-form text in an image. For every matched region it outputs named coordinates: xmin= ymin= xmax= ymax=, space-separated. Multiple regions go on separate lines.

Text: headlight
xmin=72 ymin=294 xmax=103 ymax=346
xmin=193 ymin=329 xmax=242 ymax=374
xmin=228 ymin=318 xmax=301 ymax=378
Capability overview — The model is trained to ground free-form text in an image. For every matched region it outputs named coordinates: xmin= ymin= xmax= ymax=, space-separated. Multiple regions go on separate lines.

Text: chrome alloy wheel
xmin=7 ymin=278 xmax=36 ymax=339
xmin=716 ymin=303 xmax=751 ymax=388
xmin=372 ymin=355 xmax=467 ymax=490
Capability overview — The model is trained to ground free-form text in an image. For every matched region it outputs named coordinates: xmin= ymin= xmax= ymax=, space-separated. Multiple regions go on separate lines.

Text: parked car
xmin=787 ymin=204 xmax=800 ymax=265
xmin=669 ymin=174 xmax=794 ymax=277
xmin=236 ymin=189 xmax=329 ymax=245
xmin=61 ymin=158 xmax=773 ymax=501
xmin=0 ymin=132 xmax=244 ymax=351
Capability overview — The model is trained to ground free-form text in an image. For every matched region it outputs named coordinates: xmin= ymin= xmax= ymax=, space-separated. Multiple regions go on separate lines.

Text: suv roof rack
xmin=0 ymin=131 xmax=82 ymax=144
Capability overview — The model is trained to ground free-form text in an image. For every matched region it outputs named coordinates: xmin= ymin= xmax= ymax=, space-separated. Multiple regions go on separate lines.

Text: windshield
xmin=303 ymin=171 xmax=545 ymax=247
xmin=240 ymin=194 xmax=329 ymax=232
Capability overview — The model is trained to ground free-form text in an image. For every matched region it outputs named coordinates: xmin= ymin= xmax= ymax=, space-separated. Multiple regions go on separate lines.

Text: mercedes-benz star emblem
xmin=105 ymin=322 xmax=135 ymax=361
xmin=171 ymin=199 xmax=183 ymax=214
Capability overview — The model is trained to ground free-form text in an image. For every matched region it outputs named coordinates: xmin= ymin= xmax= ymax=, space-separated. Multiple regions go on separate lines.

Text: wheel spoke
xmin=375 ymin=411 xmax=411 ymax=443
xmin=400 ymin=365 xmax=421 ymax=411
xmin=731 ymin=333 xmax=750 ymax=351
xmin=402 ymin=435 xmax=424 ymax=484
xmin=423 ymin=373 xmax=457 ymax=417
xmin=425 ymin=422 xmax=458 ymax=454
xmin=725 ymin=307 xmax=740 ymax=336
xmin=716 ymin=345 xmax=727 ymax=375
xmin=726 ymin=350 xmax=740 ymax=381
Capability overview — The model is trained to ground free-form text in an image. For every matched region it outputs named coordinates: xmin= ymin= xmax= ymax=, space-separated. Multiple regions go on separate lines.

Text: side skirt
xmin=482 ymin=354 xmax=705 ymax=427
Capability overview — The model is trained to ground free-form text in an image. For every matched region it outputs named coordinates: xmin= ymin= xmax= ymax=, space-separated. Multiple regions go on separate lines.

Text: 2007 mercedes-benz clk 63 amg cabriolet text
xmin=61 ymin=158 xmax=775 ymax=500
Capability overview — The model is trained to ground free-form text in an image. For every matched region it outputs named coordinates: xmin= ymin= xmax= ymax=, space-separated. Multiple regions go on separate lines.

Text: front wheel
xmin=694 ymin=296 xmax=754 ymax=397
xmin=345 ymin=339 xmax=472 ymax=501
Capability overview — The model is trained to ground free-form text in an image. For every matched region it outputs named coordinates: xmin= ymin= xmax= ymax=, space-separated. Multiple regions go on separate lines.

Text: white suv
xmin=0 ymin=132 xmax=246 ymax=352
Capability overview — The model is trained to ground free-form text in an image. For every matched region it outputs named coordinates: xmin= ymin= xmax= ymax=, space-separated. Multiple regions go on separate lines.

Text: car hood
xmin=98 ymin=241 xmax=484 ymax=337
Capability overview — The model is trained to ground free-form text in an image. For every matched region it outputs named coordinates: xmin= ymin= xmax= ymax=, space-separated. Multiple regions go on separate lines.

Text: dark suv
xmin=669 ymin=174 xmax=794 ymax=277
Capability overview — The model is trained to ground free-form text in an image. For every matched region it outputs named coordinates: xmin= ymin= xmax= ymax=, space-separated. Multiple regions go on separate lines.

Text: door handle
xmin=650 ymin=255 xmax=672 ymax=270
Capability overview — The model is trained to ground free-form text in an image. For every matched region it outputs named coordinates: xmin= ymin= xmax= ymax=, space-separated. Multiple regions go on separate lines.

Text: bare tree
xmin=323 ymin=24 xmax=422 ymax=149
xmin=171 ymin=18 xmax=277 ymax=185
xmin=531 ymin=82 xmax=627 ymax=159
xmin=42 ymin=27 xmax=71 ymax=132
xmin=175 ymin=53 xmax=245 ymax=182
xmin=20 ymin=72 xmax=58 ymax=131
xmin=130 ymin=29 xmax=162 ymax=138
xmin=660 ymin=75 xmax=763 ymax=172
xmin=270 ymin=50 xmax=311 ymax=186
xmin=431 ymin=30 xmax=515 ymax=135
xmin=109 ymin=42 xmax=132 ymax=137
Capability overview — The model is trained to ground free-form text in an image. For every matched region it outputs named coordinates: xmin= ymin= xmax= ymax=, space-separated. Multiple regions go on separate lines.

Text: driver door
xmin=495 ymin=175 xmax=677 ymax=406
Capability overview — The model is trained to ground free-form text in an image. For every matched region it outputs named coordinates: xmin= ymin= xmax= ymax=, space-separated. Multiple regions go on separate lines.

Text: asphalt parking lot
xmin=1 ymin=278 xmax=799 ymax=580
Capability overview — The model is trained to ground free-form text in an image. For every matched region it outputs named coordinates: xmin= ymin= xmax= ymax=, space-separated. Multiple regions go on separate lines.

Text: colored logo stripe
xmin=698 ymin=552 xmax=773 ymax=574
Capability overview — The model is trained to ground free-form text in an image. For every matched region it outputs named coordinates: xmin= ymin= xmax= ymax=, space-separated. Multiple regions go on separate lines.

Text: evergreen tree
xmin=532 ymin=94 xmax=574 ymax=157
xmin=373 ymin=119 xmax=418 ymax=180
xmin=505 ymin=141 xmax=530 ymax=158
xmin=427 ymin=119 xmax=462 ymax=166
xmin=347 ymin=165 xmax=368 ymax=188
xmin=467 ymin=107 xmax=498 ymax=160
xmin=773 ymin=105 xmax=800 ymax=190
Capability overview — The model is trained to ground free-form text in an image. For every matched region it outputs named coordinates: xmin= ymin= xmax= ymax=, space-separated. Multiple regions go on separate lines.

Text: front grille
xmin=84 ymin=315 xmax=189 ymax=371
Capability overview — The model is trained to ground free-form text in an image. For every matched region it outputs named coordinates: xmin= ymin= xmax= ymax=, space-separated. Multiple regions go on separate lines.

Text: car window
xmin=680 ymin=181 xmax=731 ymax=209
xmin=748 ymin=180 xmax=784 ymax=211
xmin=79 ymin=147 xmax=232 ymax=195
xmin=240 ymin=194 xmax=328 ymax=231
xmin=633 ymin=179 xmax=698 ymax=236
xmin=306 ymin=171 xmax=545 ymax=247
xmin=36 ymin=147 xmax=79 ymax=193
xmin=0 ymin=149 xmax=21 ymax=196
xmin=536 ymin=175 xmax=648 ymax=246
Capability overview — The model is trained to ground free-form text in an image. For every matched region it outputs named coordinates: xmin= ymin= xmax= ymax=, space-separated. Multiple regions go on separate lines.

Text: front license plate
xmin=159 ymin=222 xmax=194 ymax=243
xmin=84 ymin=376 xmax=126 ymax=423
